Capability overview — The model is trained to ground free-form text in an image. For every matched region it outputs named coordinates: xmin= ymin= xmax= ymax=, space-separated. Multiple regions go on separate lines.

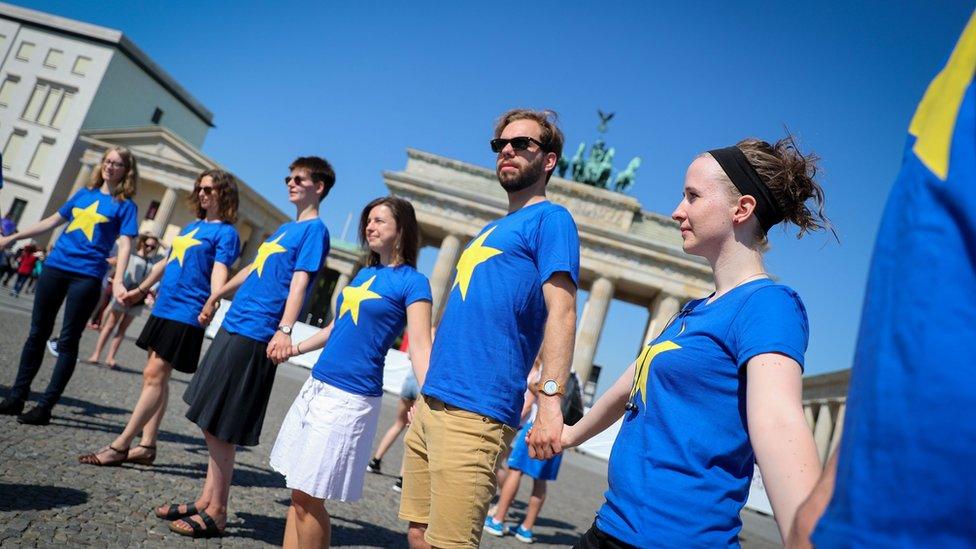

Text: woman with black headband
xmin=558 ymin=135 xmax=832 ymax=548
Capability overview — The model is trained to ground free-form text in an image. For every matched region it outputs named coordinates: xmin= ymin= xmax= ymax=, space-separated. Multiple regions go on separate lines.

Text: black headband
xmin=708 ymin=146 xmax=783 ymax=233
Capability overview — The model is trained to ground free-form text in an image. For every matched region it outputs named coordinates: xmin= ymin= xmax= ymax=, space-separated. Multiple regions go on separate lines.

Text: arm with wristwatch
xmin=266 ymin=270 xmax=312 ymax=364
xmin=526 ymin=271 xmax=577 ymax=460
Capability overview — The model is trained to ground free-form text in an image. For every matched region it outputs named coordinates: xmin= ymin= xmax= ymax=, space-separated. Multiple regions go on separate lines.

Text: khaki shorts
xmin=399 ymin=396 xmax=516 ymax=549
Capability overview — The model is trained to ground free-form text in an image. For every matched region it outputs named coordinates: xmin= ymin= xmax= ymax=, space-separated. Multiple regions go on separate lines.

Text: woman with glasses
xmin=561 ymin=135 xmax=831 ymax=548
xmin=79 ymin=169 xmax=240 ymax=467
xmin=270 ymin=196 xmax=432 ymax=549
xmin=83 ymin=234 xmax=160 ymax=369
xmin=0 ymin=147 xmax=140 ymax=426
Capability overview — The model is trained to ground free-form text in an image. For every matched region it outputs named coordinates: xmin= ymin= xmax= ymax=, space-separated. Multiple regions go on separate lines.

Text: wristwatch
xmin=535 ymin=379 xmax=565 ymax=397
xmin=277 ymin=325 xmax=293 ymax=335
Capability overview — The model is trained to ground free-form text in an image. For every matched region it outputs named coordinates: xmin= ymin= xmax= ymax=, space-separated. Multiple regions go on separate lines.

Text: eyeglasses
xmin=196 ymin=186 xmax=215 ymax=195
xmin=284 ymin=175 xmax=314 ymax=186
xmin=103 ymin=160 xmax=125 ymax=168
xmin=489 ymin=136 xmax=545 ymax=154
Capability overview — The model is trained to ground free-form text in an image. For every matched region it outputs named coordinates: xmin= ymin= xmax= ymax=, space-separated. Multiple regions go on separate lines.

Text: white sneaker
xmin=46 ymin=339 xmax=59 ymax=358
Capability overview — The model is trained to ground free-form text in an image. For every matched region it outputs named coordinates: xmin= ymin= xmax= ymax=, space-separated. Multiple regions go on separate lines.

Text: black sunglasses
xmin=285 ymin=175 xmax=315 ymax=186
xmin=490 ymin=136 xmax=546 ymax=153
xmin=196 ymin=186 xmax=215 ymax=195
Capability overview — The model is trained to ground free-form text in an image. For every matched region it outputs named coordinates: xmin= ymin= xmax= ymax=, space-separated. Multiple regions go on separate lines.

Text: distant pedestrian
xmin=83 ymin=234 xmax=159 ymax=369
xmin=79 ymin=169 xmax=240 ymax=467
xmin=157 ymin=156 xmax=332 ymax=539
xmin=562 ymin=135 xmax=831 ymax=547
xmin=0 ymin=147 xmax=139 ymax=426
xmin=271 ymin=196 xmax=432 ymax=548
xmin=9 ymin=243 xmax=38 ymax=297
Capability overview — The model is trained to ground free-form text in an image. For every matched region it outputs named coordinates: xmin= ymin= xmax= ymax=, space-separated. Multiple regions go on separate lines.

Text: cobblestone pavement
xmin=0 ymin=290 xmax=780 ymax=548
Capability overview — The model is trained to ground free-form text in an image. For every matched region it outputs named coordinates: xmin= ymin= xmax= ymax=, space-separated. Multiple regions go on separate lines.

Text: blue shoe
xmin=514 ymin=525 xmax=534 ymax=543
xmin=483 ymin=516 xmax=507 ymax=537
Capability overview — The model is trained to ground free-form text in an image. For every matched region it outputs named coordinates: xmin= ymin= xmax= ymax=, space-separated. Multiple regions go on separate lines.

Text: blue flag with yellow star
xmin=152 ymin=220 xmax=241 ymax=326
xmin=47 ymin=188 xmax=138 ymax=278
xmin=813 ymin=11 xmax=976 ymax=546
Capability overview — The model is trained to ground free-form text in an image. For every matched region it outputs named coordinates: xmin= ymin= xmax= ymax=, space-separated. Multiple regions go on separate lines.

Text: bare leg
xmin=172 ymin=430 xmax=234 ymax=532
xmin=87 ymin=309 xmax=121 ymax=362
xmin=105 ymin=313 xmax=135 ymax=367
xmin=372 ymin=397 xmax=412 ymax=461
xmin=140 ymin=371 xmax=168 ymax=447
xmin=407 ymin=522 xmax=432 ymax=549
xmin=283 ymin=505 xmax=299 ymax=549
xmin=289 ymin=489 xmax=331 ymax=548
xmin=492 ymin=469 xmax=523 ymax=522
xmin=521 ymin=479 xmax=547 ymax=530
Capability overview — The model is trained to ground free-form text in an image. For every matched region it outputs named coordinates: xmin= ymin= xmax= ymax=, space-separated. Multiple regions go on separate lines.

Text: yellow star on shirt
xmin=629 ymin=326 xmax=684 ymax=406
xmin=65 ymin=201 xmax=109 ymax=242
xmin=167 ymin=228 xmax=202 ymax=267
xmin=338 ymin=275 xmax=382 ymax=325
xmin=452 ymin=227 xmax=502 ymax=300
xmin=250 ymin=233 xmax=287 ymax=278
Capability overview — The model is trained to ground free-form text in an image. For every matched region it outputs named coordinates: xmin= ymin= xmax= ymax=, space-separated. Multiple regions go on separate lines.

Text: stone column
xmin=242 ymin=222 xmax=266 ymax=265
xmin=70 ymin=162 xmax=95 ymax=194
xmin=150 ymin=186 xmax=178 ymax=237
xmin=429 ymin=233 xmax=463 ymax=324
xmin=572 ymin=276 xmax=615 ymax=387
xmin=643 ymin=292 xmax=681 ymax=347
xmin=330 ymin=272 xmax=351 ymax=316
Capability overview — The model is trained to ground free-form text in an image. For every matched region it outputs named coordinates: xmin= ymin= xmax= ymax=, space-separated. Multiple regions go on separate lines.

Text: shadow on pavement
xmin=331 ymin=514 xmax=408 ymax=548
xmin=0 ymin=483 xmax=88 ymax=511
xmin=232 ymin=511 xmax=285 ymax=545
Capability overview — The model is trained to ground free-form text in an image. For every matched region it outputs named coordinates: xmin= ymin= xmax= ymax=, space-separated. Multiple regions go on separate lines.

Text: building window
xmin=22 ymin=81 xmax=76 ymax=129
xmin=145 ymin=200 xmax=160 ymax=220
xmin=0 ymin=75 xmax=20 ymax=107
xmin=6 ymin=198 xmax=27 ymax=225
xmin=151 ymin=107 xmax=163 ymax=124
xmin=72 ymin=56 xmax=91 ymax=76
xmin=3 ymin=130 xmax=25 ymax=168
xmin=15 ymin=42 xmax=34 ymax=61
xmin=43 ymin=49 xmax=62 ymax=69
xmin=26 ymin=138 xmax=54 ymax=178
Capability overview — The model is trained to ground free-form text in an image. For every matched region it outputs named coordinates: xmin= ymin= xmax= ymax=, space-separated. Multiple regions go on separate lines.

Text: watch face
xmin=280 ymin=325 xmax=292 ymax=335
xmin=543 ymin=380 xmax=558 ymax=395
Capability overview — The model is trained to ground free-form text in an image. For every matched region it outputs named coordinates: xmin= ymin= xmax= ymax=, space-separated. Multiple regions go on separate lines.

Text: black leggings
xmin=8 ymin=265 xmax=102 ymax=408
xmin=574 ymin=521 xmax=639 ymax=549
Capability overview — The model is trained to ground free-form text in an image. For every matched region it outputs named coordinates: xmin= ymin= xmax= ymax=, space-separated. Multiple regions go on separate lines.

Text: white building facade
xmin=0 ymin=3 xmax=287 ymax=262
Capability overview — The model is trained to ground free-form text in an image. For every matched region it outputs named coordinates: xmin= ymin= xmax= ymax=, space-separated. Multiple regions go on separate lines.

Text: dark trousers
xmin=8 ymin=266 xmax=102 ymax=408
xmin=12 ymin=273 xmax=30 ymax=294
xmin=574 ymin=521 xmax=639 ymax=549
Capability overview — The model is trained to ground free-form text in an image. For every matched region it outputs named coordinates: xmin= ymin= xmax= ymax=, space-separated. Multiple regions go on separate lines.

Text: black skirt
xmin=136 ymin=315 xmax=206 ymax=374
xmin=182 ymin=328 xmax=277 ymax=446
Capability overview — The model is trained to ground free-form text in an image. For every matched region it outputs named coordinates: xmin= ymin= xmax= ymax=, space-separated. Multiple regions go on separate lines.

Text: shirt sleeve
xmin=534 ymin=207 xmax=581 ymax=287
xmin=118 ymin=200 xmax=139 ymax=237
xmin=294 ymin=222 xmax=327 ymax=273
xmin=403 ymin=271 xmax=433 ymax=306
xmin=731 ymin=285 xmax=809 ymax=370
xmin=57 ymin=190 xmax=81 ymax=219
xmin=215 ymin=226 xmax=241 ymax=266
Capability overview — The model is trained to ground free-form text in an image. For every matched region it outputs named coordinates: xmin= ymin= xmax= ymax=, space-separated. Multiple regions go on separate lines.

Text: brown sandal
xmin=125 ymin=443 xmax=156 ymax=465
xmin=78 ymin=444 xmax=128 ymax=466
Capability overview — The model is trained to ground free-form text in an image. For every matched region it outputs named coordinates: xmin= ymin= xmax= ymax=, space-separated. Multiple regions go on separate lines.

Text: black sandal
xmin=77 ymin=444 xmax=128 ymax=467
xmin=154 ymin=502 xmax=198 ymax=520
xmin=169 ymin=510 xmax=224 ymax=538
xmin=125 ymin=444 xmax=156 ymax=465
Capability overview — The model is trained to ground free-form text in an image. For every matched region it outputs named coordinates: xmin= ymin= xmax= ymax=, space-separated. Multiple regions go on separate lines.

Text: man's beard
xmin=498 ymin=155 xmax=545 ymax=193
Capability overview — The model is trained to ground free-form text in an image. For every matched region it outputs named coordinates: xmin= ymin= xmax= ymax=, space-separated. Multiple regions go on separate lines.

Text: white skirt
xmin=270 ymin=376 xmax=382 ymax=502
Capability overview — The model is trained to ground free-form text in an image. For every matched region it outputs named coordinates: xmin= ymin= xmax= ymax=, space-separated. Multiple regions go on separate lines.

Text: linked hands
xmin=197 ymin=298 xmax=220 ymax=327
xmin=266 ymin=331 xmax=292 ymax=364
xmin=527 ymin=398 xmax=564 ymax=460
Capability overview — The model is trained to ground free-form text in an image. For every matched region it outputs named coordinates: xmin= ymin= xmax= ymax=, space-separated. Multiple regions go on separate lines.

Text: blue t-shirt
xmin=151 ymin=220 xmax=241 ymax=327
xmin=47 ymin=188 xmax=138 ymax=278
xmin=598 ymin=279 xmax=808 ymax=548
xmin=222 ymin=218 xmax=329 ymax=342
xmin=312 ymin=264 xmax=431 ymax=397
xmin=423 ymin=201 xmax=580 ymax=427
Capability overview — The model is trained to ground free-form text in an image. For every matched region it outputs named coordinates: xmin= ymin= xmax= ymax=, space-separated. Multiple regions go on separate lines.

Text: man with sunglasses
xmin=400 ymin=109 xmax=580 ymax=548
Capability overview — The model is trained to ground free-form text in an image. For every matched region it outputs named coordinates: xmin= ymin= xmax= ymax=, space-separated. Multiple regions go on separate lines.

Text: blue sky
xmin=16 ymin=1 xmax=974 ymax=395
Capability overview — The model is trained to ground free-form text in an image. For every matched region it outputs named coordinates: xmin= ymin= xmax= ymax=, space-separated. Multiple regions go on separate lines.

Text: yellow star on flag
xmin=167 ymin=228 xmax=203 ymax=267
xmin=452 ymin=227 xmax=502 ymax=300
xmin=338 ymin=275 xmax=382 ymax=325
xmin=65 ymin=201 xmax=109 ymax=242
xmin=250 ymin=233 xmax=287 ymax=278
xmin=629 ymin=327 xmax=683 ymax=406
